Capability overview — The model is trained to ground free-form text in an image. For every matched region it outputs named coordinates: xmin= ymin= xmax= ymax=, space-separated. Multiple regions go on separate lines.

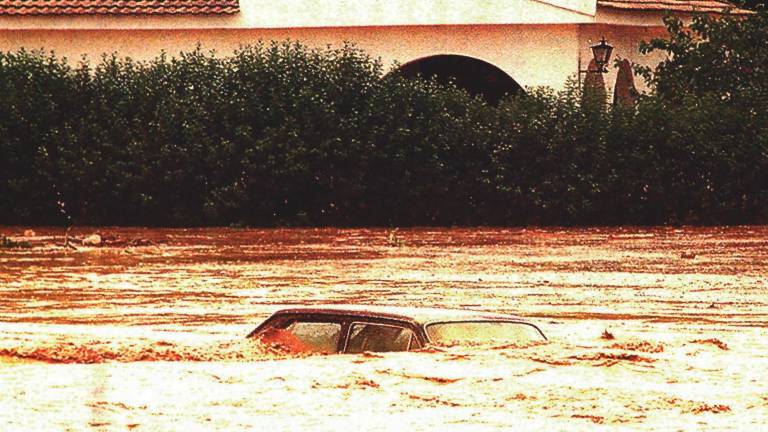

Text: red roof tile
xmin=0 ymin=1 xmax=240 ymax=15
xmin=598 ymin=0 xmax=750 ymax=13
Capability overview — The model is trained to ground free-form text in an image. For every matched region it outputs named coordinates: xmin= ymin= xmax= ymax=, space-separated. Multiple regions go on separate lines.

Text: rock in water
xmin=82 ymin=234 xmax=102 ymax=246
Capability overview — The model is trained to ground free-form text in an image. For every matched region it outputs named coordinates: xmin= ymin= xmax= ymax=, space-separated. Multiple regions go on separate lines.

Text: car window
xmin=425 ymin=321 xmax=545 ymax=346
xmin=345 ymin=323 xmax=416 ymax=353
xmin=260 ymin=321 xmax=342 ymax=353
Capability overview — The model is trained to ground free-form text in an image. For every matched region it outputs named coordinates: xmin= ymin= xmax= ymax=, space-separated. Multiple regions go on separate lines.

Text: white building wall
xmin=0 ymin=24 xmax=583 ymax=90
xmin=0 ymin=1 xmax=676 ymax=92
xmin=0 ymin=0 xmax=593 ymax=30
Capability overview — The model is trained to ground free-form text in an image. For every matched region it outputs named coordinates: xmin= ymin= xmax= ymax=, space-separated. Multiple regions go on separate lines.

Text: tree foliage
xmin=633 ymin=10 xmax=768 ymax=223
xmin=637 ymin=9 xmax=768 ymax=104
xmin=737 ymin=0 xmax=764 ymax=11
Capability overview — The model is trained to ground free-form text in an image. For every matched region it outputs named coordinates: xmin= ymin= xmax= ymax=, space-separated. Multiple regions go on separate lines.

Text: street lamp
xmin=578 ymin=37 xmax=614 ymax=86
xmin=591 ymin=37 xmax=613 ymax=73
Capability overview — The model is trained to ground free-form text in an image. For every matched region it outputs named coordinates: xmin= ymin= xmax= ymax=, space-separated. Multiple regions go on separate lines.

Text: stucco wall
xmin=0 ymin=0 xmax=681 ymax=93
xmin=0 ymin=0 xmax=594 ymax=30
xmin=578 ymin=23 xmax=669 ymax=95
xmin=0 ymin=24 xmax=583 ymax=90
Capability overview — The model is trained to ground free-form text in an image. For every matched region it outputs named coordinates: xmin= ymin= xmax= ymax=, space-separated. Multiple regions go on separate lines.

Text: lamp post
xmin=578 ymin=37 xmax=614 ymax=87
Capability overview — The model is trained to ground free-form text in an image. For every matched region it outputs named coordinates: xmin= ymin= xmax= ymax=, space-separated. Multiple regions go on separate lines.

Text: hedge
xmin=0 ymin=41 xmax=766 ymax=226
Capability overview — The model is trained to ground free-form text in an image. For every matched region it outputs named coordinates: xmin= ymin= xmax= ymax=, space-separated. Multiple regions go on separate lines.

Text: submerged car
xmin=247 ymin=305 xmax=546 ymax=354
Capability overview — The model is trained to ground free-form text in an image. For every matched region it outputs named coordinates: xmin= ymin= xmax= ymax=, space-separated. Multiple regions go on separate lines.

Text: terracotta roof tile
xmin=0 ymin=1 xmax=240 ymax=15
xmin=597 ymin=0 xmax=750 ymax=14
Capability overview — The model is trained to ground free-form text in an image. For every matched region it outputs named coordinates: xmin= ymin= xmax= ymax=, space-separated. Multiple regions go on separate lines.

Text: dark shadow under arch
xmin=398 ymin=55 xmax=524 ymax=104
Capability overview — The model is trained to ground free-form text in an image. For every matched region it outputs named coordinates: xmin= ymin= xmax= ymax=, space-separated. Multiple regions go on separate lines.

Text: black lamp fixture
xmin=591 ymin=37 xmax=613 ymax=73
xmin=578 ymin=36 xmax=614 ymax=86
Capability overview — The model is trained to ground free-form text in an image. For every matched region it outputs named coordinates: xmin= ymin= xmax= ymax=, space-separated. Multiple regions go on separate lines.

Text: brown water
xmin=1 ymin=227 xmax=767 ymax=430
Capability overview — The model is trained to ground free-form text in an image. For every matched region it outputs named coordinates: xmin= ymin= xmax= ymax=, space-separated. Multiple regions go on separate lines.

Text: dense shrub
xmin=0 ymin=38 xmax=765 ymax=227
xmin=633 ymin=9 xmax=768 ymax=224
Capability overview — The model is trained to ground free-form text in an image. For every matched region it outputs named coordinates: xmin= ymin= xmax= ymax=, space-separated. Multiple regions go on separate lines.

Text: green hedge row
xmin=0 ymin=40 xmax=766 ymax=226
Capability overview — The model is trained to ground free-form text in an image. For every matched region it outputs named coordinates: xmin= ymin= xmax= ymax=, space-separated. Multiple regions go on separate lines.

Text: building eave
xmin=0 ymin=1 xmax=240 ymax=16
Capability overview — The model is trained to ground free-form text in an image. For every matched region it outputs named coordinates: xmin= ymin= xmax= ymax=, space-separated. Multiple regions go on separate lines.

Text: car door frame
xmin=249 ymin=312 xmax=427 ymax=353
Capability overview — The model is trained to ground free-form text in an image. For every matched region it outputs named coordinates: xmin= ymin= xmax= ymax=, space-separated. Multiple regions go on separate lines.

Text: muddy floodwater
xmin=1 ymin=226 xmax=767 ymax=431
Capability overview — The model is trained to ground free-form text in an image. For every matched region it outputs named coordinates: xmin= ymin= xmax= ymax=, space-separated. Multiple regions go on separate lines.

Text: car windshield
xmin=425 ymin=321 xmax=545 ymax=346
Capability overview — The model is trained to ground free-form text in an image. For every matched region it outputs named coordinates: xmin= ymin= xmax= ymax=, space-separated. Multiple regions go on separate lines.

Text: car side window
xmin=345 ymin=323 xmax=416 ymax=353
xmin=261 ymin=320 xmax=342 ymax=353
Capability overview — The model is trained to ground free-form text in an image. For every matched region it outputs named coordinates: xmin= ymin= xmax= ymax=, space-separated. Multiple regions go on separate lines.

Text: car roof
xmin=270 ymin=304 xmax=531 ymax=325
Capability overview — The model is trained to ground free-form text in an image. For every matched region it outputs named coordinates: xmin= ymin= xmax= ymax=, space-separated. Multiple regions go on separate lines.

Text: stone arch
xmin=397 ymin=54 xmax=524 ymax=104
